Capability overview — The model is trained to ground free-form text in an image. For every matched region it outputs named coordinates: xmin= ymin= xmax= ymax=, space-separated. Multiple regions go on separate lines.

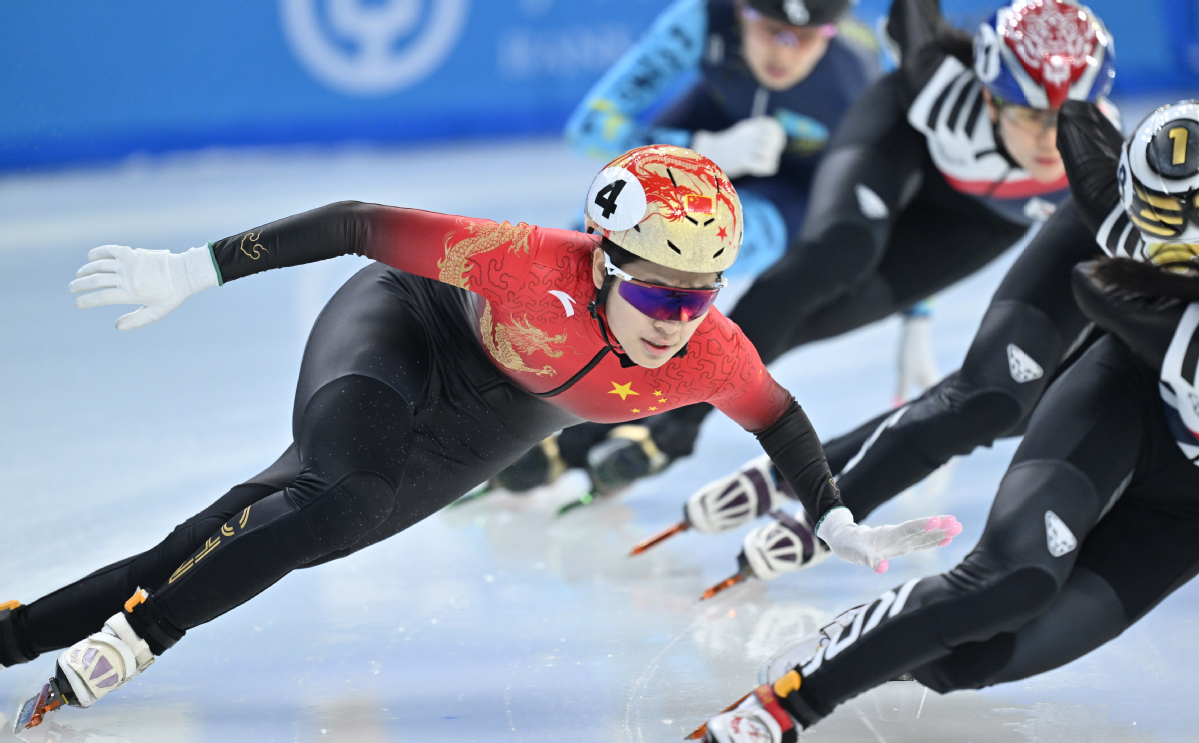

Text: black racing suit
xmin=552 ymin=0 xmax=1061 ymax=470
xmin=777 ymin=261 xmax=1199 ymax=726
xmin=817 ymin=99 xmax=1126 ymax=518
xmin=9 ymin=265 xmax=579 ymax=658
xmin=1 ymin=203 xmax=840 ymax=665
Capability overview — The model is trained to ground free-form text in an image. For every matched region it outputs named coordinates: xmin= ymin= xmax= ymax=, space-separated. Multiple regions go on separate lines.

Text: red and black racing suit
xmin=2 ymin=203 xmax=841 ymax=662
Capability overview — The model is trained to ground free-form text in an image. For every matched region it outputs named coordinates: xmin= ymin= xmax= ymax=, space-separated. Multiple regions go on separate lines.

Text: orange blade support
xmin=630 ymin=521 xmax=689 ymax=556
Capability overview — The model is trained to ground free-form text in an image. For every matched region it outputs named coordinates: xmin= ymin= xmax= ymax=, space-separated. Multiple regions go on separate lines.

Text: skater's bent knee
xmin=938 ymin=567 xmax=1059 ymax=645
xmin=299 ymin=471 xmax=398 ymax=552
xmin=906 ymin=385 xmax=1024 ymax=460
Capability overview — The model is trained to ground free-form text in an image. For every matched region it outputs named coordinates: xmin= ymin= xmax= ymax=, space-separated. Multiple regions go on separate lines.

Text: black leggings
xmin=559 ymin=72 xmax=1029 ymax=464
xmin=783 ymin=335 xmax=1199 ymax=724
xmin=16 ymin=265 xmax=577 ymax=656
xmin=824 ymin=199 xmax=1103 ymax=517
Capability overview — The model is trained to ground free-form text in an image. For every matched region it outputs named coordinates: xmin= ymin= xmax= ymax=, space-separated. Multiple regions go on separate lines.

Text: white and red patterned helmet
xmin=972 ymin=0 xmax=1115 ymax=110
xmin=584 ymin=145 xmax=743 ymax=274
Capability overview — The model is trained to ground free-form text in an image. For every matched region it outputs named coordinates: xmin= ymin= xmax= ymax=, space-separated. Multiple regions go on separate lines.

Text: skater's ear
xmin=592 ymin=247 xmax=607 ymax=290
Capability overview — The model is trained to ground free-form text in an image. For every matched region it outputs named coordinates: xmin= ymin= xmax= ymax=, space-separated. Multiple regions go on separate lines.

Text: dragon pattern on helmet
xmin=584 ymin=145 xmax=744 ymax=275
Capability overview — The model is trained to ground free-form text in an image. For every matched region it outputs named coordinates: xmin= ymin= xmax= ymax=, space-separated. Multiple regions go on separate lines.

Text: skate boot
xmin=587 ymin=425 xmax=671 ymax=494
xmin=742 ymin=508 xmax=831 ymax=581
xmin=700 ymin=507 xmax=830 ymax=600
xmin=1 ymin=600 xmax=37 ymax=668
xmin=491 ymin=435 xmax=568 ymax=493
xmin=56 ymin=610 xmax=156 ymax=709
xmin=687 ymin=455 xmax=796 ymax=534
xmin=558 ymin=425 xmax=673 ymax=516
xmin=695 ymin=679 xmax=802 ymax=742
xmin=631 ymin=455 xmax=796 ymax=555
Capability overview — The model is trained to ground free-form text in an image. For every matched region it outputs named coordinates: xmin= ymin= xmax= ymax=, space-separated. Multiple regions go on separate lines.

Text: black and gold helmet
xmin=1120 ymin=100 xmax=1199 ymax=249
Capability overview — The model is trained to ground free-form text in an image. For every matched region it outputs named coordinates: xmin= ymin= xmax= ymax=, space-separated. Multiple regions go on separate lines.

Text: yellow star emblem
xmin=648 ymin=406 xmax=658 ymax=411
xmin=608 ymin=381 xmax=639 ymax=401
xmin=653 ymin=390 xmax=663 ymax=396
xmin=631 ymin=408 xmax=640 ymax=413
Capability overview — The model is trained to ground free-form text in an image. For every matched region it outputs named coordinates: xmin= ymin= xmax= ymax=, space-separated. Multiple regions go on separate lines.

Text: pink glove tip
xmin=941 ymin=515 xmax=958 ymax=526
xmin=946 ymin=523 xmax=963 ymax=537
xmin=875 ymin=559 xmax=889 ymax=574
xmin=939 ymin=537 xmax=953 ymax=547
xmin=923 ymin=517 xmax=942 ymax=531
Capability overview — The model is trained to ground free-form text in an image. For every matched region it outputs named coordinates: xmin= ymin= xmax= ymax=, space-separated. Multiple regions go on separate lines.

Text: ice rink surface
xmin=3 ymin=106 xmax=1198 ymax=742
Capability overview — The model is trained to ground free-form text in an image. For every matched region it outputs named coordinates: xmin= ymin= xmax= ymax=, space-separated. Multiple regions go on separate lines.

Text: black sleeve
xmin=210 ymin=201 xmax=407 ymax=283
xmin=756 ymin=400 xmax=846 ymax=521
xmin=887 ymin=0 xmax=971 ymax=93
xmin=1071 ymin=260 xmax=1186 ymax=373
xmin=1058 ymin=100 xmax=1125 ymax=235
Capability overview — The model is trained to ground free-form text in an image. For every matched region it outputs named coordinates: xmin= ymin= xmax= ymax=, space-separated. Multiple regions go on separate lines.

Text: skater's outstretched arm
xmin=563 ymin=0 xmax=705 ymax=159
xmin=69 ymin=201 xmax=553 ymax=328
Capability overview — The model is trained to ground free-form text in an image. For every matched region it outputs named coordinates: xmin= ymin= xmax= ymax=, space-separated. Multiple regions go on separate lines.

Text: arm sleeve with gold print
xmin=209 ymin=201 xmax=537 ymax=303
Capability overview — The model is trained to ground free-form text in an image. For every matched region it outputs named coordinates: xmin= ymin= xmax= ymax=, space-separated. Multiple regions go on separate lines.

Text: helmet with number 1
xmin=973 ymin=0 xmax=1115 ymax=110
xmin=1119 ymin=100 xmax=1199 ymax=258
xmin=584 ymin=145 xmax=743 ymax=274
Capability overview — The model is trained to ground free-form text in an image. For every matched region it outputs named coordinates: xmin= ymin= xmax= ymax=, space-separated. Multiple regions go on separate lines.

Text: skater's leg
xmin=823 ymin=201 xmax=1098 ymax=518
xmin=914 ymin=466 xmax=1199 ymax=690
xmin=146 ymin=374 xmax=414 ymax=634
xmin=128 ymin=266 xmax=575 ymax=646
xmin=728 ymin=74 xmax=924 ymax=366
xmin=9 ymin=444 xmax=300 ymax=661
xmin=763 ymin=337 xmax=1150 ymax=725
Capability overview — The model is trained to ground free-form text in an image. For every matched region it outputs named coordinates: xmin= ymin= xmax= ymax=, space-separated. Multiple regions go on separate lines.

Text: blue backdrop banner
xmin=2 ymin=0 xmax=1197 ymax=170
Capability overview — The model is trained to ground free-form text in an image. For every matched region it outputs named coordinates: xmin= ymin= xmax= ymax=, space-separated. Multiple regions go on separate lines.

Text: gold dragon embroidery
xmin=437 ymin=220 xmax=533 ymax=288
xmin=480 ymin=305 xmax=567 ymax=377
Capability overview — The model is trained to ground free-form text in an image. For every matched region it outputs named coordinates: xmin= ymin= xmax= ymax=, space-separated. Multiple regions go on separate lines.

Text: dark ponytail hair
xmin=1092 ymin=256 xmax=1199 ymax=303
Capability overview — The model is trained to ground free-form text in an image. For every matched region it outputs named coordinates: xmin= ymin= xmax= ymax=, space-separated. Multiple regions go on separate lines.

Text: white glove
xmin=814 ymin=507 xmax=961 ymax=574
xmin=70 ymin=244 xmax=220 ymax=330
xmin=686 ymin=454 xmax=794 ymax=534
xmin=691 ymin=117 xmax=787 ymax=179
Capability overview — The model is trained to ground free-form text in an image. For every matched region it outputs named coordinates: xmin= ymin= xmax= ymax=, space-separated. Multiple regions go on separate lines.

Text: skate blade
xmin=13 ymin=679 xmax=65 ymax=737
xmin=629 ymin=521 xmax=689 ymax=556
xmin=685 ymin=692 xmax=752 ymax=740
xmin=555 ymin=490 xmax=597 ymax=517
xmin=700 ymin=570 xmax=749 ymax=601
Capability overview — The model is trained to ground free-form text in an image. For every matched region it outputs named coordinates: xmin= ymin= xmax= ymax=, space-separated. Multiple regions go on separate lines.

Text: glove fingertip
xmin=923 ymin=517 xmax=942 ymax=531
xmin=875 ymin=559 xmax=889 ymax=574
xmin=939 ymin=537 xmax=953 ymax=547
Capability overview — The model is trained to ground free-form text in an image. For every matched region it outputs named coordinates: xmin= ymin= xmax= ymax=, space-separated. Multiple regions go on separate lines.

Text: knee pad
xmin=903 ymin=378 xmax=1024 ymax=462
xmin=959 ymin=299 xmax=1067 ymax=429
xmin=911 ymin=634 xmax=1017 ymax=693
xmin=298 ymin=471 xmax=397 ymax=553
xmin=297 ymin=375 xmax=413 ymax=488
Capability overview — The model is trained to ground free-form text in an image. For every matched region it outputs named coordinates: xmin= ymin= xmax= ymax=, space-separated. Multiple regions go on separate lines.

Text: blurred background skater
xmin=698 ymin=99 xmax=1199 ymax=742
xmin=494 ymin=0 xmax=1114 ymax=506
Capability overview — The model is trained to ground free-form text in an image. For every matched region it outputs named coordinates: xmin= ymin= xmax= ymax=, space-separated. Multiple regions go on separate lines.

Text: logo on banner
xmin=280 ymin=0 xmax=470 ymax=96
